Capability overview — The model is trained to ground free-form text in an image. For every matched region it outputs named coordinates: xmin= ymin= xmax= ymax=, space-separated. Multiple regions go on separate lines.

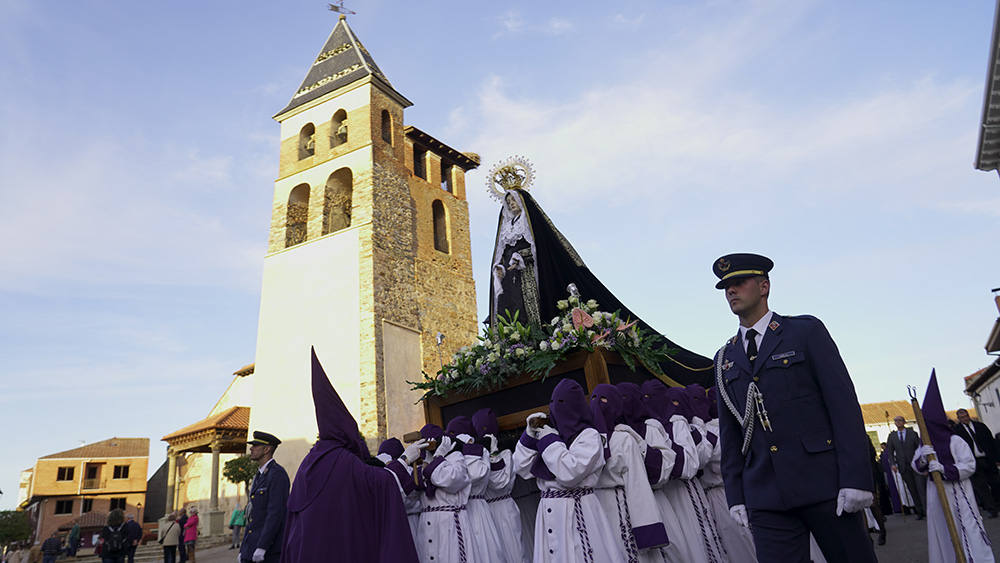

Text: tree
xmin=0 ymin=510 xmax=32 ymax=545
xmin=223 ymin=456 xmax=258 ymax=499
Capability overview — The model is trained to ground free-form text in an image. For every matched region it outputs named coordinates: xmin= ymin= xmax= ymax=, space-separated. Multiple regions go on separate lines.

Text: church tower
xmin=249 ymin=16 xmax=479 ymax=471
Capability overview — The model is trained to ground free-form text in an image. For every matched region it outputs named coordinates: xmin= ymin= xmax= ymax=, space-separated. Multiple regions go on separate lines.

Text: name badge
xmin=771 ymin=351 xmax=795 ymax=361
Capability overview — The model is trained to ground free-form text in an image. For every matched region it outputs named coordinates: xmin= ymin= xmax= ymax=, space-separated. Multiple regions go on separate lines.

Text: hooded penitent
xmin=376 ymin=438 xmax=404 ymax=465
xmin=640 ymin=380 xmax=678 ymax=425
xmin=472 ymin=408 xmax=500 ymax=439
xmin=590 ymin=384 xmax=623 ymax=460
xmin=707 ymin=386 xmax=719 ymax=420
xmin=617 ymin=382 xmax=650 ymax=436
xmin=549 ymin=379 xmax=595 ymax=443
xmin=281 ymin=348 xmax=419 ymax=563
xmin=446 ymin=416 xmax=476 ymax=438
xmin=920 ymin=369 xmax=959 ymax=481
xmin=420 ymin=424 xmax=444 ymax=442
xmin=684 ymin=384 xmax=712 ymax=422
xmin=665 ymin=386 xmax=703 ymax=445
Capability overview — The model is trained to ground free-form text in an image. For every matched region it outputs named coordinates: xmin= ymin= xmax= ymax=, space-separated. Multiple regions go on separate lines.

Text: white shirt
xmin=739 ymin=310 xmax=774 ymax=353
xmin=964 ymin=424 xmax=986 ymax=457
xmin=257 ymin=458 xmax=275 ymax=476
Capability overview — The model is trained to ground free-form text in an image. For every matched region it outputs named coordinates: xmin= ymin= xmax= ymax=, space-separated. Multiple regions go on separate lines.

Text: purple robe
xmin=880 ymin=450 xmax=902 ymax=513
xmin=281 ymin=348 xmax=418 ymax=563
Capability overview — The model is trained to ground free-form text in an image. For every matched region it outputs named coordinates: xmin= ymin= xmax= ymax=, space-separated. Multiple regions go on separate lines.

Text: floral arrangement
xmin=409 ymin=289 xmax=675 ymax=399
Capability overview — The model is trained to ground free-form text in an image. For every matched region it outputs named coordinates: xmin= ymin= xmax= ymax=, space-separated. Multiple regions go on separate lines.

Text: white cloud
xmin=612 ymin=13 xmax=645 ymax=27
xmin=495 ymin=10 xmax=525 ymax=37
xmin=544 ymin=17 xmax=573 ymax=35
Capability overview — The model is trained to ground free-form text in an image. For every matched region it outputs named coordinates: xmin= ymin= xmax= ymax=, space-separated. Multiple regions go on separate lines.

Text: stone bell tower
xmin=248 ymin=15 xmax=479 ymax=473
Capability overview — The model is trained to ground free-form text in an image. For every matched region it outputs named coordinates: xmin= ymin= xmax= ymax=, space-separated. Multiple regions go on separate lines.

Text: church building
xmin=248 ymin=15 xmax=480 ymax=476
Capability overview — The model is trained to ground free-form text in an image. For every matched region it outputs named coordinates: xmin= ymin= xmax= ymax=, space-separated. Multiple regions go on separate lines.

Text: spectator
xmin=183 ymin=507 xmax=199 ymax=563
xmin=99 ymin=509 xmax=128 ymax=563
xmin=40 ymin=532 xmax=61 ymax=563
xmin=176 ymin=508 xmax=188 ymax=562
xmin=228 ymin=506 xmax=245 ymax=550
xmin=67 ymin=523 xmax=80 ymax=557
xmin=953 ymin=408 xmax=1000 ymax=518
xmin=885 ymin=415 xmax=927 ymax=519
xmin=157 ymin=512 xmax=182 ymax=563
xmin=123 ymin=514 xmax=142 ymax=563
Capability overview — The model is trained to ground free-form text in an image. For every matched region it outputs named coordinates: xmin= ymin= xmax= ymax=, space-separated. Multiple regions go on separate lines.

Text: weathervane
xmin=487 ymin=156 xmax=535 ymax=202
xmin=328 ymin=1 xmax=356 ymax=15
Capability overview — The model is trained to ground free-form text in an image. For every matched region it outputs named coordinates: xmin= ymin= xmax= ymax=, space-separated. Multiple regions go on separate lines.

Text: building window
xmin=323 ymin=168 xmax=352 ymax=235
xmin=82 ymin=499 xmax=93 ymax=513
xmin=113 ymin=465 xmax=129 ymax=479
xmin=440 ymin=161 xmax=453 ymax=193
xmin=110 ymin=498 xmax=127 ymax=511
xmin=54 ymin=500 xmax=73 ymax=515
xmin=57 ymin=467 xmax=74 ymax=481
xmin=380 ymin=110 xmax=392 ymax=144
xmin=413 ymin=146 xmax=427 ymax=180
xmin=432 ymin=200 xmax=449 ymax=254
xmin=285 ymin=184 xmax=310 ymax=248
xmin=331 ymin=109 xmax=348 ymax=148
xmin=298 ymin=123 xmax=316 ymax=159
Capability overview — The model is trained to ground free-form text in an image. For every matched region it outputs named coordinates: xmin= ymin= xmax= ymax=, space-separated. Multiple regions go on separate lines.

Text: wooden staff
xmin=908 ymin=385 xmax=966 ymax=563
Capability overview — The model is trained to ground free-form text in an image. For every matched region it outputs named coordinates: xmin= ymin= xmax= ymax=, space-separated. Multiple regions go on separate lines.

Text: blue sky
xmin=2 ymin=0 xmax=998 ymax=509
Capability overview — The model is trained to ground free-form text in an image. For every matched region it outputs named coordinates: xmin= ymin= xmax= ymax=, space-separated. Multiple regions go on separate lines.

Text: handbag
xmin=158 ymin=521 xmax=176 ymax=545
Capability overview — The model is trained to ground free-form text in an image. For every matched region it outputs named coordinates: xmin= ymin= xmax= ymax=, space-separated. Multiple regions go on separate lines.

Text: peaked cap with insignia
xmin=713 ymin=253 xmax=774 ymax=289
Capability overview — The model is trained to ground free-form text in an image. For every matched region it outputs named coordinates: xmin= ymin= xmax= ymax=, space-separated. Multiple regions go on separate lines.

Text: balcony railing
xmin=82 ymin=478 xmax=101 ymax=490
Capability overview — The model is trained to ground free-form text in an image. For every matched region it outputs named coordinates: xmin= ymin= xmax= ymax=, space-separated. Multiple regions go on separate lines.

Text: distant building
xmin=962 ymin=291 xmax=1000 ymax=431
xmin=977 ymin=0 xmax=1000 ymax=176
xmin=19 ymin=437 xmax=149 ymax=543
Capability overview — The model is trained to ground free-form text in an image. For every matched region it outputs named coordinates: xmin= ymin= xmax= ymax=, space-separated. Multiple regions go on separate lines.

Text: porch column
xmin=165 ymin=447 xmax=177 ymax=513
xmin=210 ymin=440 xmax=221 ymax=510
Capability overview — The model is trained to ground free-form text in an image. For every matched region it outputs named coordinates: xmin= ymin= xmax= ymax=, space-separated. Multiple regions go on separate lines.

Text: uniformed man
xmin=712 ymin=253 xmax=877 ymax=562
xmin=240 ymin=431 xmax=290 ymax=563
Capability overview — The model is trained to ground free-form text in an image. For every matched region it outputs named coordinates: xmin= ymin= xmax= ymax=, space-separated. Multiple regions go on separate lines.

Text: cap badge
xmin=717 ymin=258 xmax=731 ymax=272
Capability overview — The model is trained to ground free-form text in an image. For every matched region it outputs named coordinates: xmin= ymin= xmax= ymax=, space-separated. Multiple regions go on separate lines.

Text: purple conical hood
xmin=617 ymin=382 xmax=649 ymax=435
xmin=666 ymin=386 xmax=696 ymax=421
xmin=378 ymin=438 xmax=404 ymax=459
xmin=707 ymin=386 xmax=719 ymax=419
xmin=472 ymin=408 xmax=499 ymax=439
xmin=311 ymin=347 xmax=368 ymax=459
xmin=590 ymin=383 xmax=624 ymax=431
xmin=641 ymin=379 xmax=677 ymax=424
xmin=685 ymin=384 xmax=712 ymax=421
xmin=420 ymin=424 xmax=444 ymax=441
xmin=549 ymin=379 xmax=594 ymax=442
xmin=445 ymin=415 xmax=475 ymax=437
xmin=921 ymin=369 xmax=956 ymax=470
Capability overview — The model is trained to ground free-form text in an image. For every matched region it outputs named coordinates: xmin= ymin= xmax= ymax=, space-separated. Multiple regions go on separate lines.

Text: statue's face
xmin=505 ymin=193 xmax=521 ymax=216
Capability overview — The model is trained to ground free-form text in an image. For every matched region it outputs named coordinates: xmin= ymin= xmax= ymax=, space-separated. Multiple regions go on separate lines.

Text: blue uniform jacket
xmin=240 ymin=460 xmax=290 ymax=559
xmin=715 ymin=313 xmax=873 ymax=511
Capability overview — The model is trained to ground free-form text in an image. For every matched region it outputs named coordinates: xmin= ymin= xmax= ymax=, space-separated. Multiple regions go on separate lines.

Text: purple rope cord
xmin=956 ymin=478 xmax=992 ymax=550
xmin=540 ymin=487 xmax=596 ymax=563
xmin=485 ymin=494 xmax=512 ymax=503
xmin=421 ymin=504 xmax=468 ymax=563
xmin=613 ymin=486 xmax=639 ymax=563
xmin=683 ymin=480 xmax=718 ymax=563
xmin=692 ymin=481 xmax=727 ymax=559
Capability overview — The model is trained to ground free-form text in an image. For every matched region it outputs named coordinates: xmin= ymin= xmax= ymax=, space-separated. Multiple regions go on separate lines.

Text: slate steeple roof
xmin=275 ymin=16 xmax=411 ymax=118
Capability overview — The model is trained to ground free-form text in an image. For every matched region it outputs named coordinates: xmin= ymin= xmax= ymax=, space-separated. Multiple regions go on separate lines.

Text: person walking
xmin=229 ymin=506 xmax=245 ymax=550
xmin=183 ymin=507 xmax=199 ymax=563
xmin=953 ymin=408 xmax=1000 ymax=518
xmin=885 ymin=415 xmax=927 ymax=519
xmin=99 ymin=509 xmax=128 ymax=563
xmin=240 ymin=431 xmax=289 ymax=563
xmin=123 ymin=514 xmax=142 ymax=563
xmin=712 ymin=253 xmax=877 ymax=563
xmin=157 ymin=513 xmax=181 ymax=563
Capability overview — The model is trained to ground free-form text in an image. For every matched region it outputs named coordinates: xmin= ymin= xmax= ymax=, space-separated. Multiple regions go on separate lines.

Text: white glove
xmin=456 ymin=433 xmax=474 ymax=444
xmin=401 ymin=439 xmax=428 ymax=465
xmin=928 ymin=459 xmax=945 ymax=474
xmin=525 ymin=413 xmax=547 ymax=438
xmin=729 ymin=504 xmax=749 ymax=528
xmin=835 ymin=488 xmax=873 ymax=516
xmin=252 ymin=548 xmax=266 ymax=562
xmin=435 ymin=435 xmax=454 ymax=457
xmin=538 ymin=425 xmax=559 ymax=440
xmin=917 ymin=444 xmax=936 ymax=462
xmin=485 ymin=434 xmax=499 ymax=454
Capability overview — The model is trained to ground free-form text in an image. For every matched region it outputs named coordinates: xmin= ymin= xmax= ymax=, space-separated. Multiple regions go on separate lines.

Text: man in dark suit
xmin=713 ymin=253 xmax=877 ymax=563
xmin=884 ymin=415 xmax=926 ymax=519
xmin=953 ymin=408 xmax=1000 ymax=517
xmin=240 ymin=431 xmax=290 ymax=563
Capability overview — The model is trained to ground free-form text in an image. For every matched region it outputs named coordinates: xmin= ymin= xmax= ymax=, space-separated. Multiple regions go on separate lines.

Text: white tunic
xmin=596 ymin=424 xmax=670 ymax=563
xmin=514 ymin=427 xmax=625 ymax=563
xmin=418 ymin=450 xmax=479 ymax=563
xmin=485 ymin=449 xmax=529 ymax=563
xmin=688 ymin=416 xmax=715 ymax=470
xmin=640 ymin=418 xmax=692 ymax=563
xmin=462 ymin=444 xmax=509 ymax=563
xmin=699 ymin=418 xmax=757 ymax=562
xmin=913 ymin=435 xmax=995 ymax=563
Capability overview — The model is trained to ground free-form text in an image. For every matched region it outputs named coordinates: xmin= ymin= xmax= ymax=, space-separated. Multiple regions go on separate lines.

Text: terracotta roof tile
xmin=40 ymin=438 xmax=149 ymax=460
xmin=161 ymin=406 xmax=250 ymax=442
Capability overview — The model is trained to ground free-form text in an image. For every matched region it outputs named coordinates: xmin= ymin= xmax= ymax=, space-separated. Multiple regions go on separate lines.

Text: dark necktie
xmin=746 ymin=328 xmax=759 ymax=368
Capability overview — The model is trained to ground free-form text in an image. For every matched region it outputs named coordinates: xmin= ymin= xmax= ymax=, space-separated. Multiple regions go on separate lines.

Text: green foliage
xmin=222 ymin=456 xmax=258 ymax=493
xmin=408 ymin=291 xmax=677 ymax=400
xmin=0 ymin=510 xmax=32 ymax=545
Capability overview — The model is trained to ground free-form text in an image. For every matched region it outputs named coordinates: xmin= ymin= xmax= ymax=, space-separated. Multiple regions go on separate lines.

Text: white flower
xmin=514 ymin=348 xmax=526 ymax=357
xmin=494 ymin=344 xmax=503 ymax=354
xmin=539 ymin=340 xmax=550 ymax=351
xmin=486 ymin=353 xmax=498 ymax=363
xmin=550 ymin=317 xmax=561 ymax=326
xmin=587 ymin=330 xmax=595 ymax=338
xmin=557 ymin=300 xmax=569 ymax=310
xmin=475 ymin=358 xmax=484 ymax=368
xmin=551 ymin=341 xmax=561 ymax=350
xmin=568 ymin=296 xmax=579 ymax=306
xmin=586 ymin=299 xmax=598 ymax=309
xmin=562 ymin=323 xmax=573 ymax=333
xmin=510 ymin=332 xmax=521 ymax=342
xmin=482 ymin=339 xmax=492 ymax=348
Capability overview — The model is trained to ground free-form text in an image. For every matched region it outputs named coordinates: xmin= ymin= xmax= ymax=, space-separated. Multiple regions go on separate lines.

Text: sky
xmin=1 ymin=0 xmax=999 ymax=509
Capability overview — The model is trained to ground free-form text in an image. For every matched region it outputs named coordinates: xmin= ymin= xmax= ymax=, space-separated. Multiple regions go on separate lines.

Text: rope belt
xmin=469 ymin=494 xmax=487 ymax=501
xmin=421 ymin=504 xmax=468 ymax=563
xmin=540 ymin=488 xmax=595 ymax=563
xmin=612 ymin=486 xmax=639 ymax=563
xmin=485 ymin=494 xmax=513 ymax=503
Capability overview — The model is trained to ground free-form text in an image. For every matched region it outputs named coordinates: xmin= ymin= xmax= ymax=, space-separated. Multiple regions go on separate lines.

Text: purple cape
xmin=616 ymin=382 xmax=650 ymax=436
xmin=281 ymin=348 xmax=418 ymax=563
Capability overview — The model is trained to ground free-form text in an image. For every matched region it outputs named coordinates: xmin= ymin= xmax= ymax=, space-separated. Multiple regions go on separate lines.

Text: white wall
xmin=248 ymin=227 xmax=362 ymax=479
xmin=972 ymin=372 xmax=1000 ymax=435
